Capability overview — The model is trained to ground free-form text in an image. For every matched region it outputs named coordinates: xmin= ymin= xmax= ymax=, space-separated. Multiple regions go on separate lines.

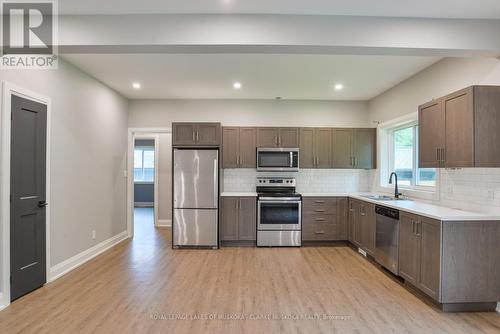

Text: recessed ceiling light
xmin=233 ymin=82 xmax=242 ymax=90
xmin=132 ymin=82 xmax=141 ymax=89
xmin=334 ymin=83 xmax=344 ymax=91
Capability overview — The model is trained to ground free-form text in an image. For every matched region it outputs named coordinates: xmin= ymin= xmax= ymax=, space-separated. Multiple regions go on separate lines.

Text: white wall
xmin=369 ymin=57 xmax=500 ymax=123
xmin=157 ymin=133 xmax=172 ymax=224
xmin=128 ymin=99 xmax=370 ymax=128
xmin=0 ymin=59 xmax=129 ymax=267
xmin=369 ymin=57 xmax=500 ymax=214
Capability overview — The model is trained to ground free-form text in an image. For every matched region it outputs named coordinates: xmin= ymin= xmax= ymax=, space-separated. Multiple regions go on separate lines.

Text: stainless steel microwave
xmin=256 ymin=148 xmax=299 ymax=172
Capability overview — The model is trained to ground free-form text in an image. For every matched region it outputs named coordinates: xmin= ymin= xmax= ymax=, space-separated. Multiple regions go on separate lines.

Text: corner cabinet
xmin=172 ymin=122 xmax=221 ymax=147
xmin=419 ymin=86 xmax=500 ymax=168
xmin=347 ymin=198 xmax=376 ymax=255
xmin=220 ymin=197 xmax=256 ymax=243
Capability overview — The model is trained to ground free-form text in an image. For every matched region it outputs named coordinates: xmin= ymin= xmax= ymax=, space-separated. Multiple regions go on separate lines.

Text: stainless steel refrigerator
xmin=173 ymin=149 xmax=219 ymax=248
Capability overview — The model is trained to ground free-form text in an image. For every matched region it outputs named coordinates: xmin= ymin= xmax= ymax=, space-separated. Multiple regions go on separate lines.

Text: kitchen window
xmin=134 ymin=147 xmax=155 ymax=183
xmin=389 ymin=123 xmax=436 ymax=188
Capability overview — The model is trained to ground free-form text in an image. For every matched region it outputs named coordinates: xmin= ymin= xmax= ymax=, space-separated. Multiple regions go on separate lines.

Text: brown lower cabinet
xmin=348 ymin=199 xmax=375 ymax=254
xmin=302 ymin=197 xmax=348 ymax=241
xmin=399 ymin=212 xmax=441 ymax=301
xmin=221 ymin=197 xmax=256 ymax=242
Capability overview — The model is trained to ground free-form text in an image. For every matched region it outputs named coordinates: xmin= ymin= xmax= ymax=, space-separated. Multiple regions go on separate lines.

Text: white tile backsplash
xmin=437 ymin=168 xmax=500 ymax=215
xmin=223 ymin=169 xmax=375 ymax=193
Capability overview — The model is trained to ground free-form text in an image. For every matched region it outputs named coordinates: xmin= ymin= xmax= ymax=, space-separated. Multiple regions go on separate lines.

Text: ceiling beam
xmin=57 ymin=14 xmax=500 ymax=56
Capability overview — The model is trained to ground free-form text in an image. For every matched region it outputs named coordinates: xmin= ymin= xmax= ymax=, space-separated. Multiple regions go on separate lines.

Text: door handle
xmin=315 ymin=218 xmax=326 ymax=221
xmin=315 ymin=209 xmax=325 ymax=212
xmin=38 ymin=201 xmax=48 ymax=208
xmin=196 ymin=131 xmax=199 ymax=142
xmin=314 ymin=231 xmax=325 ymax=234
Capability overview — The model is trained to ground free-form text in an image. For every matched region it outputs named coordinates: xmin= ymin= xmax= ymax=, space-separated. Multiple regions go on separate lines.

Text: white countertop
xmin=348 ymin=193 xmax=500 ymax=222
xmin=221 ymin=191 xmax=500 ymax=221
xmin=221 ymin=192 xmax=258 ymax=197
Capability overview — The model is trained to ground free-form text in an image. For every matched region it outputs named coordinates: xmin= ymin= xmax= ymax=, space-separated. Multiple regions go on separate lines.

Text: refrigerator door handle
xmin=214 ymin=158 xmax=218 ymax=208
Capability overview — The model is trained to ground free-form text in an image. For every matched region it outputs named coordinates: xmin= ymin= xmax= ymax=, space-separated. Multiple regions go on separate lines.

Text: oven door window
xmin=258 ymin=152 xmax=291 ymax=168
xmin=259 ymin=201 xmax=300 ymax=229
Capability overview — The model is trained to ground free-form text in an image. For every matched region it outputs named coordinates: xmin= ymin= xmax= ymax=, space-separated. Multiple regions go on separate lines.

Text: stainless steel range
xmin=256 ymin=177 xmax=301 ymax=247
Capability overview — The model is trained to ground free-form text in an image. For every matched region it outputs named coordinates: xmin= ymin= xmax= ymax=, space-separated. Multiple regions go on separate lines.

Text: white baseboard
xmin=0 ymin=293 xmax=5 ymax=311
xmin=49 ymin=231 xmax=129 ymax=282
xmin=157 ymin=219 xmax=172 ymax=227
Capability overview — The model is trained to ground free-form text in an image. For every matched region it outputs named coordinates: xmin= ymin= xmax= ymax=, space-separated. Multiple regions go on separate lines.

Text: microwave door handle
xmin=290 ymin=152 xmax=293 ymax=167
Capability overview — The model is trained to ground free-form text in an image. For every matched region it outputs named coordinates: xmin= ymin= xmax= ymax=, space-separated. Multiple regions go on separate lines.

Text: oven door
xmin=257 ymin=148 xmax=299 ymax=172
xmin=258 ymin=198 xmax=301 ymax=231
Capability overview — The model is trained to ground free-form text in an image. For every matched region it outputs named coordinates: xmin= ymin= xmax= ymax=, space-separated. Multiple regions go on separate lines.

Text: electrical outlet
xmin=92 ymin=230 xmax=96 ymax=239
xmin=358 ymin=248 xmax=367 ymax=257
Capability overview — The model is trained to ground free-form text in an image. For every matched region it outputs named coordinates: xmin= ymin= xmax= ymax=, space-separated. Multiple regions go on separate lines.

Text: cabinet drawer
xmin=303 ymin=197 xmax=337 ymax=207
xmin=302 ymin=221 xmax=336 ymax=240
xmin=303 ymin=197 xmax=337 ymax=215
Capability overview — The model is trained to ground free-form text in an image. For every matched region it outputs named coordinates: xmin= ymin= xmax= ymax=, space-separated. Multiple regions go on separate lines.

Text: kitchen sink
xmin=361 ymin=194 xmax=408 ymax=201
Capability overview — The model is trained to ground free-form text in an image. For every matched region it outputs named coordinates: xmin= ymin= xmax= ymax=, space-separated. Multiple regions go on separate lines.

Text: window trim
xmin=386 ymin=121 xmax=436 ymax=192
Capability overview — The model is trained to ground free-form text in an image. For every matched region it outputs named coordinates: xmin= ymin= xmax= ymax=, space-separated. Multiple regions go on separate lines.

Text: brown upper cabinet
xmin=222 ymin=127 xmax=256 ymax=168
xmin=256 ymin=127 xmax=299 ymax=148
xmin=299 ymin=128 xmax=332 ymax=168
xmin=419 ymin=86 xmax=500 ymax=168
xmin=332 ymin=128 xmax=376 ymax=169
xmin=172 ymin=122 xmax=221 ymax=147
xmin=220 ymin=126 xmax=376 ymax=170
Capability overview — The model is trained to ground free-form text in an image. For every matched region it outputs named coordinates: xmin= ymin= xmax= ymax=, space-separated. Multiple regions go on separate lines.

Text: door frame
xmin=0 ymin=82 xmax=51 ymax=309
xmin=127 ymin=128 xmax=171 ymax=238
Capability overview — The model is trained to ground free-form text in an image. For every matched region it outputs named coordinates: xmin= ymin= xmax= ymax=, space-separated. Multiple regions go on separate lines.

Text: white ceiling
xmin=59 ymin=0 xmax=500 ymax=18
xmin=63 ymin=54 xmax=440 ymax=100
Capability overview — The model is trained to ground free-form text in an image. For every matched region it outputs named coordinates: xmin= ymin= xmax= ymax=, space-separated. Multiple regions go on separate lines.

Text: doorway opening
xmin=127 ymin=129 xmax=172 ymax=239
xmin=133 ymin=137 xmax=157 ymax=233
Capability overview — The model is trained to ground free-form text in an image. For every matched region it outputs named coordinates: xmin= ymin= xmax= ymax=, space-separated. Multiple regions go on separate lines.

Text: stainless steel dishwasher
xmin=374 ymin=205 xmax=400 ymax=275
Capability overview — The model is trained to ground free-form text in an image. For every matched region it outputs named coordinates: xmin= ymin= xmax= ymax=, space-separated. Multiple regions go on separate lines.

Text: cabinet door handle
xmin=412 ymin=221 xmax=415 ymax=234
xmin=314 ymin=231 xmax=325 ymax=234
xmin=315 ymin=200 xmax=325 ymax=204
xmin=442 ymin=148 xmax=446 ymax=164
xmin=235 ymin=201 xmax=238 ymax=210
xmin=192 ymin=131 xmax=196 ymax=142
xmin=436 ymin=148 xmax=440 ymax=162
xmin=415 ymin=221 xmax=421 ymax=236
xmin=315 ymin=209 xmax=325 ymax=212
xmin=195 ymin=131 xmax=199 ymax=142
xmin=240 ymin=156 xmax=243 ymax=166
xmin=315 ymin=218 xmax=326 ymax=221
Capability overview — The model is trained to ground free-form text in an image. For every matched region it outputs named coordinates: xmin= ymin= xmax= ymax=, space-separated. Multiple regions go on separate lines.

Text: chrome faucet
xmin=389 ymin=172 xmax=402 ymax=199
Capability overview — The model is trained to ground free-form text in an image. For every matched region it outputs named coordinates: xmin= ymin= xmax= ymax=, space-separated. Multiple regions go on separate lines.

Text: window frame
xmin=387 ymin=121 xmax=436 ymax=191
xmin=134 ymin=146 xmax=155 ymax=184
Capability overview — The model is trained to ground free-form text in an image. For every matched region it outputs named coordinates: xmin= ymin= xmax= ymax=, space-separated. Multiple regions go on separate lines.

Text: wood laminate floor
xmin=0 ymin=209 xmax=499 ymax=334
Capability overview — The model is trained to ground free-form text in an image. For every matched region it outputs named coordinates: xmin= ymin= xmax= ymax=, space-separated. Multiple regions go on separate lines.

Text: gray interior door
xmin=10 ymin=95 xmax=47 ymax=301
